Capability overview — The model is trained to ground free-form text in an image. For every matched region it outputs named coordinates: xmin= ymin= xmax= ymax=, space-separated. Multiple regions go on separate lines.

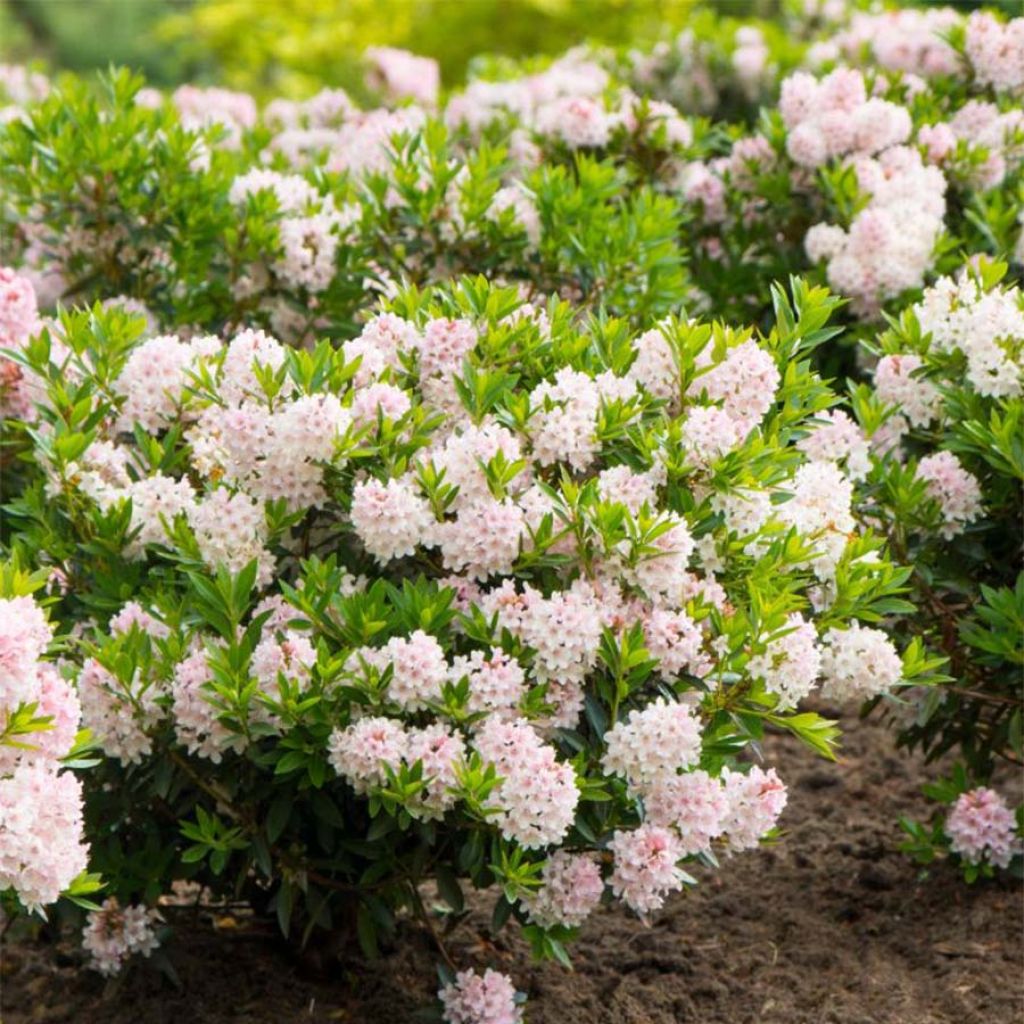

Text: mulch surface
xmin=3 ymin=709 xmax=1022 ymax=1024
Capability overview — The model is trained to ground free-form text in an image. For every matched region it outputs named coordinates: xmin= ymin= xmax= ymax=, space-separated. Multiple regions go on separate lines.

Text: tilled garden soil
xmin=3 ymin=709 xmax=1022 ymax=1024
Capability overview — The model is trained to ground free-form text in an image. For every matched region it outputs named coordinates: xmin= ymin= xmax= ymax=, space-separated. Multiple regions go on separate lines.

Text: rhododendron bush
xmin=1 ymin=272 xmax=925 ymax=988
xmin=1 ymin=1 xmax=1023 ymax=1017
xmin=852 ymin=259 xmax=1024 ymax=881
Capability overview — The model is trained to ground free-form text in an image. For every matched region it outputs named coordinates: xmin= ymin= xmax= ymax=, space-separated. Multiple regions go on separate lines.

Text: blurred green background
xmin=0 ymin=0 xmax=710 ymax=95
xmin=4 ymin=0 xmax=1013 ymax=98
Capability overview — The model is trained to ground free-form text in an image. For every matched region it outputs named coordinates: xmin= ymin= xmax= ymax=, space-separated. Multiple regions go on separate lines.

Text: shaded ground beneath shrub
xmin=4 ymin=709 xmax=1022 ymax=1024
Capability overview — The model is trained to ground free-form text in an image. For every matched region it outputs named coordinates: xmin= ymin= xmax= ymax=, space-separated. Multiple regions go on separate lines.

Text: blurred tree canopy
xmin=3 ymin=0 xmax=191 ymax=84
xmin=3 ymin=0 xmax=1018 ymax=95
xmin=2 ymin=0 xmax=711 ymax=95
xmin=158 ymin=0 xmax=701 ymax=95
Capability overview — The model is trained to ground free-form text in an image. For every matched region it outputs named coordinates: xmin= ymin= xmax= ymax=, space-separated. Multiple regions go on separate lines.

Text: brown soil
xmin=3 ymin=710 xmax=1022 ymax=1024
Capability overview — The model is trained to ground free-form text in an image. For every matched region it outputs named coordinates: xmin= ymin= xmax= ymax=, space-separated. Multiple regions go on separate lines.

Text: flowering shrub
xmin=1 ymin=266 xmax=924 ymax=995
xmin=2 ymin=4 xmax=1024 ymax=1017
xmin=850 ymin=259 xmax=1023 ymax=872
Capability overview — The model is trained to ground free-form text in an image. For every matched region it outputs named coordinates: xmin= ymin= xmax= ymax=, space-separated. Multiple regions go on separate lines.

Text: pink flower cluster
xmin=607 ymin=823 xmax=687 ymax=917
xmin=746 ymin=614 xmax=822 ymax=710
xmin=171 ymin=85 xmax=257 ymax=148
xmin=780 ymin=69 xmax=911 ymax=169
xmin=719 ymin=766 xmax=788 ymax=852
xmin=328 ymin=714 xmax=465 ymax=820
xmin=601 ymin=696 xmax=785 ymax=909
xmin=945 ymin=787 xmax=1019 ymax=868
xmin=914 ymin=273 xmax=1024 ymax=399
xmin=521 ymin=850 xmax=604 ymax=928
xmin=229 ymin=169 xmax=359 ymax=295
xmin=473 ymin=716 xmax=579 ymax=848
xmin=0 ymin=762 xmax=89 ymax=911
xmin=82 ymin=897 xmax=162 ymax=975
xmin=440 ymin=968 xmax=523 ymax=1024
xmin=832 ymin=8 xmax=961 ymax=79
xmin=964 ymin=12 xmax=1024 ymax=95
xmin=797 ymin=410 xmax=870 ymax=482
xmin=79 ymin=654 xmax=164 ymax=765
xmin=873 ymin=354 xmax=941 ymax=437
xmin=917 ymin=452 xmax=984 ymax=539
xmin=778 ymin=460 xmax=855 ymax=580
xmin=172 ymin=644 xmax=239 ymax=762
xmin=601 ymin=697 xmax=702 ymax=790
xmin=820 ymin=624 xmax=903 ymax=702
xmin=805 ymin=146 xmax=946 ymax=316
xmin=644 ymin=769 xmax=729 ymax=856
xmin=366 ymin=47 xmax=440 ymax=107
